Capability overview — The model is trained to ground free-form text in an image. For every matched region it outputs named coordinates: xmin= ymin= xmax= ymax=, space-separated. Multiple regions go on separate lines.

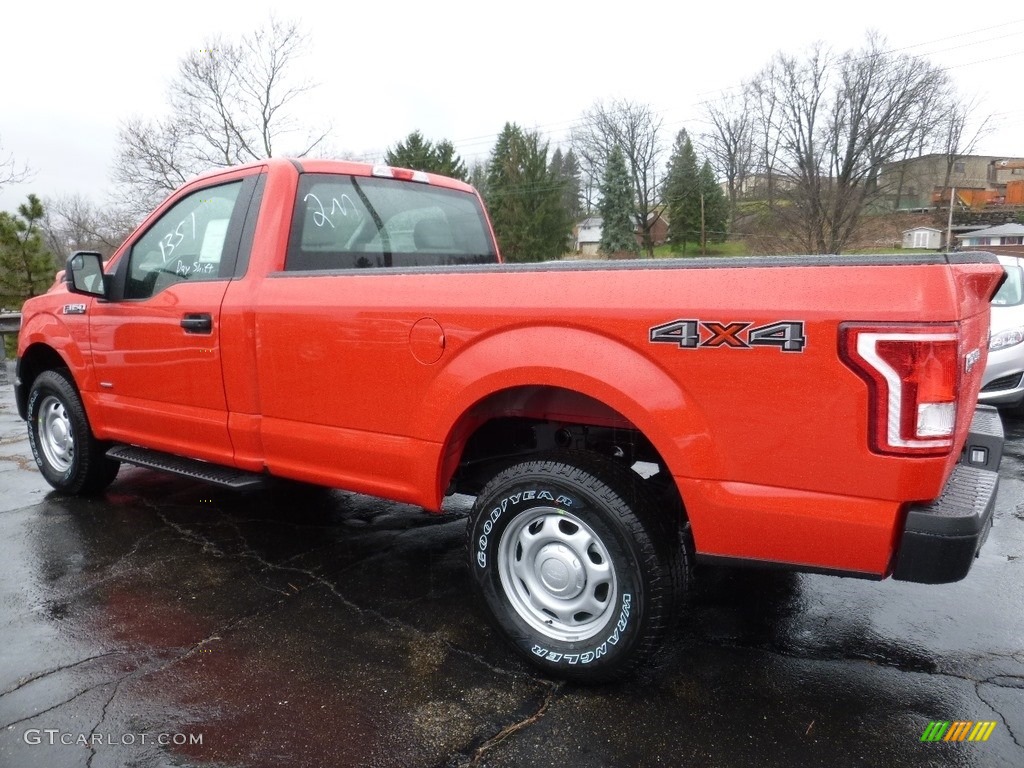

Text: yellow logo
xmin=921 ymin=721 xmax=997 ymax=742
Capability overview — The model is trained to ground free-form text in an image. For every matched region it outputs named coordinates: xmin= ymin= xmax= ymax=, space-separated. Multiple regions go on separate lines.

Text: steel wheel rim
xmin=497 ymin=506 xmax=618 ymax=643
xmin=38 ymin=395 xmax=74 ymax=473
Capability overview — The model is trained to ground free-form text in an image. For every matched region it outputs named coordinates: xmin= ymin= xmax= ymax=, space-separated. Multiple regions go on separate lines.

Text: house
xmin=574 ymin=216 xmax=603 ymax=255
xmin=573 ymin=212 xmax=669 ymax=255
xmin=638 ymin=209 xmax=669 ymax=248
xmin=902 ymin=226 xmax=943 ymax=250
xmin=957 ymin=223 xmax=1024 ymax=256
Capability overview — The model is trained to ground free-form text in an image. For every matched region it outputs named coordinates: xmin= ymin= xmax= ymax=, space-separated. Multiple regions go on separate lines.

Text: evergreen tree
xmin=663 ymin=129 xmax=702 ymax=253
xmin=699 ymin=161 xmax=729 ymax=247
xmin=385 ymin=130 xmax=434 ymax=170
xmin=485 ymin=124 xmax=524 ymax=255
xmin=597 ymin=146 xmax=638 ymax=256
xmin=0 ymin=194 xmax=56 ymax=306
xmin=432 ymin=140 xmax=468 ymax=181
xmin=385 ymin=131 xmax=468 ymax=181
xmin=485 ymin=123 xmax=572 ymax=262
xmin=562 ymin=149 xmax=583 ymax=221
xmin=549 ymin=147 xmax=564 ymax=187
xmin=550 ymin=148 xmax=583 ymax=224
xmin=468 ymin=160 xmax=489 ymax=198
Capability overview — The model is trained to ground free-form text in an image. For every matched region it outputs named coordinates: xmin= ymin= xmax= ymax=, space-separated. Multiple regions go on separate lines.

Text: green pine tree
xmin=597 ymin=146 xmax=637 ymax=256
xmin=468 ymin=160 xmax=489 ymax=198
xmin=699 ymin=161 xmax=729 ymax=247
xmin=0 ymin=194 xmax=57 ymax=307
xmin=432 ymin=140 xmax=468 ymax=181
xmin=663 ymin=129 xmax=702 ymax=253
xmin=485 ymin=123 xmax=572 ymax=262
xmin=385 ymin=130 xmax=434 ymax=170
xmin=550 ymin=148 xmax=583 ymax=224
xmin=385 ymin=131 xmax=468 ymax=181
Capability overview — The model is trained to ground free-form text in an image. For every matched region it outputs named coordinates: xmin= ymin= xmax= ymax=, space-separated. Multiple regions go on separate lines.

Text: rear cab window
xmin=285 ymin=173 xmax=498 ymax=271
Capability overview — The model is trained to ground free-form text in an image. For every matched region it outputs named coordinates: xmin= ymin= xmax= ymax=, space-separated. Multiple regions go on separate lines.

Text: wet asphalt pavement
xmin=1 ymin=377 xmax=1023 ymax=768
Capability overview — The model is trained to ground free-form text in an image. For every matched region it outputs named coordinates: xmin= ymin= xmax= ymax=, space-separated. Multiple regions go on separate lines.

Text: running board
xmin=106 ymin=445 xmax=266 ymax=489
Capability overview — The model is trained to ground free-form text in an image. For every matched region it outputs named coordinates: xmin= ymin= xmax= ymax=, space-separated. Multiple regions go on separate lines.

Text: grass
xmin=843 ymin=246 xmax=937 ymax=255
xmin=652 ymin=241 xmax=750 ymax=258
xmin=647 ymin=243 xmax=938 ymax=258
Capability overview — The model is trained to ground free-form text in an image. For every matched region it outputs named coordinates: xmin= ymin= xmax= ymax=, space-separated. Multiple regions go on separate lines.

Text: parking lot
xmin=1 ymin=377 xmax=1023 ymax=768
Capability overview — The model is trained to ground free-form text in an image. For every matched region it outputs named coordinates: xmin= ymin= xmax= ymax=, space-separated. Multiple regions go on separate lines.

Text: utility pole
xmin=700 ymin=193 xmax=706 ymax=256
xmin=945 ymin=187 xmax=956 ymax=251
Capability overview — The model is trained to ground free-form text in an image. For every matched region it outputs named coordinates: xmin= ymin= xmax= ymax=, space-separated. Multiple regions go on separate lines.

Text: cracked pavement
xmin=1 ymin=375 xmax=1023 ymax=767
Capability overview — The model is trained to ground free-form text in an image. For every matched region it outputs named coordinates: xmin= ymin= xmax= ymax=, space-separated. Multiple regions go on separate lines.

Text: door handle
xmin=181 ymin=313 xmax=212 ymax=334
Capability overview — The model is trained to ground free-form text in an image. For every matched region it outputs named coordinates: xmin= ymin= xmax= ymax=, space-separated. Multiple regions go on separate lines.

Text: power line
xmin=342 ymin=20 xmax=1024 ymax=166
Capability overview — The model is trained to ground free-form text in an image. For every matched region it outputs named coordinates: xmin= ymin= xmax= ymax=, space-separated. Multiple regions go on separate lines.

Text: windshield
xmin=286 ymin=174 xmax=498 ymax=271
xmin=992 ymin=265 xmax=1024 ymax=307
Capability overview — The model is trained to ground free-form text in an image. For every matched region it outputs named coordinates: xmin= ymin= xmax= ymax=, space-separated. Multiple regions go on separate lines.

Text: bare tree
xmin=701 ymin=89 xmax=754 ymax=227
xmin=114 ymin=17 xmax=331 ymax=215
xmin=881 ymin=92 xmax=988 ymax=212
xmin=42 ymin=194 xmax=137 ymax=262
xmin=571 ymin=100 xmax=664 ymax=256
xmin=746 ymin=61 xmax=785 ymax=212
xmin=935 ymin=94 xmax=992 ymax=192
xmin=0 ymin=136 xmax=32 ymax=192
xmin=742 ymin=34 xmax=950 ymax=254
xmin=887 ymin=122 xmax=931 ymax=211
xmin=113 ymin=118 xmax=194 ymax=216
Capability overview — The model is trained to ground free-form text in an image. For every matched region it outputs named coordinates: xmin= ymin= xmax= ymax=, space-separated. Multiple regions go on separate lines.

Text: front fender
xmin=17 ymin=311 xmax=93 ymax=394
xmin=413 ymin=325 xmax=717 ymax=498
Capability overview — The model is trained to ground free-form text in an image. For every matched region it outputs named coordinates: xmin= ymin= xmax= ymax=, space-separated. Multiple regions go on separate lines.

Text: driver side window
xmin=126 ymin=182 xmax=243 ymax=299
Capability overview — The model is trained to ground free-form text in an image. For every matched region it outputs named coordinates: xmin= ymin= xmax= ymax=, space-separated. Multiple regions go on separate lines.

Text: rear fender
xmin=414 ymin=326 xmax=714 ymax=506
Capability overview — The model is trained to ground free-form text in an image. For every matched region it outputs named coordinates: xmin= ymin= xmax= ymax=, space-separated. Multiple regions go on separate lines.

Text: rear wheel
xmin=467 ymin=451 xmax=686 ymax=682
xmin=27 ymin=370 xmax=119 ymax=495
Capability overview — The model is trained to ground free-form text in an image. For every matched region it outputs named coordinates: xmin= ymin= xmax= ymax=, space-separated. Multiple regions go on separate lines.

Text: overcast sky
xmin=1 ymin=1 xmax=1022 ymax=213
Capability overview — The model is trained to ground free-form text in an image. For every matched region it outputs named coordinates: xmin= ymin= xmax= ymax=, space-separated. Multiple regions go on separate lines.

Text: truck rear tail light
xmin=840 ymin=324 xmax=960 ymax=455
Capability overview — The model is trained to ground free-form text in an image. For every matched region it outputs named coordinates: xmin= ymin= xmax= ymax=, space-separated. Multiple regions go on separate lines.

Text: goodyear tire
xmin=467 ymin=452 xmax=684 ymax=682
xmin=27 ymin=370 xmax=120 ymax=495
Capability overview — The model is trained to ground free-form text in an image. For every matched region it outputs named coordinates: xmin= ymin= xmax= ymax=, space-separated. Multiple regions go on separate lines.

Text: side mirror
xmin=65 ymin=251 xmax=106 ymax=298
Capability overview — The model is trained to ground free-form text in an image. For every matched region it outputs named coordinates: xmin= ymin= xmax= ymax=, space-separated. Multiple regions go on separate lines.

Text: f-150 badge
xmin=62 ymin=304 xmax=87 ymax=315
xmin=965 ymin=348 xmax=981 ymax=373
xmin=649 ymin=319 xmax=806 ymax=352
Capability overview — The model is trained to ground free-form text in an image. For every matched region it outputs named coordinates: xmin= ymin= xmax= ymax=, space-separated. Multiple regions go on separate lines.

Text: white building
xmin=574 ymin=217 xmax=603 ymax=255
xmin=957 ymin=223 xmax=1024 ymax=256
xmin=902 ymin=227 xmax=943 ymax=250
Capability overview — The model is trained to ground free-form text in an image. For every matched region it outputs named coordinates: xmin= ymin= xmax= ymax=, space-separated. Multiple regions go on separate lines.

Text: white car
xmin=980 ymin=254 xmax=1024 ymax=409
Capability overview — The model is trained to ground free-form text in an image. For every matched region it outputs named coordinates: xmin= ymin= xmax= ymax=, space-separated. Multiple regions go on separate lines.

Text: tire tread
xmin=28 ymin=369 xmax=119 ymax=495
xmin=467 ymin=450 xmax=689 ymax=682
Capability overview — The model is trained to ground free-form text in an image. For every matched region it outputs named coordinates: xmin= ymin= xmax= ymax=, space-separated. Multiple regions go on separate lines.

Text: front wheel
xmin=27 ymin=370 xmax=120 ymax=495
xmin=467 ymin=452 xmax=686 ymax=682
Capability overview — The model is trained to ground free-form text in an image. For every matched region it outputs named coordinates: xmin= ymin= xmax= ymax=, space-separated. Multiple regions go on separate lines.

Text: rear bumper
xmin=892 ymin=406 xmax=1003 ymax=584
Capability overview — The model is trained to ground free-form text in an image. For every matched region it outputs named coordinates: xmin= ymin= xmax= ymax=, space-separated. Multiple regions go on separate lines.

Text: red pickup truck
xmin=15 ymin=158 xmax=1005 ymax=681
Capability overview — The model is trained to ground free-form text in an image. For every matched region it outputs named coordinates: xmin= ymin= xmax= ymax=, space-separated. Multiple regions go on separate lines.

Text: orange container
xmin=1006 ymin=180 xmax=1024 ymax=205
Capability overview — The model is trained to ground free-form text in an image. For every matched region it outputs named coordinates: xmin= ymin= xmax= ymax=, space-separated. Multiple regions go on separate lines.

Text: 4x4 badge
xmin=649 ymin=319 xmax=807 ymax=353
